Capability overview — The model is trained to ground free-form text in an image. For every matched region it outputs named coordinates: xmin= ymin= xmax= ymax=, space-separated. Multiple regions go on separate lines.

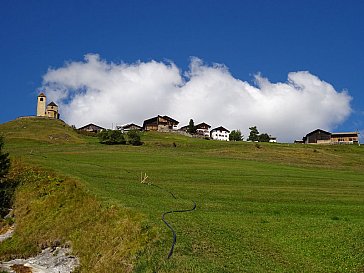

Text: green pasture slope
xmin=1 ymin=117 xmax=364 ymax=272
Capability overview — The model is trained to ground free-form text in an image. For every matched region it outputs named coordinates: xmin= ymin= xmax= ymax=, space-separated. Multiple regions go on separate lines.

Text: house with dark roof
xmin=210 ymin=126 xmax=230 ymax=141
xmin=300 ymin=129 xmax=359 ymax=144
xmin=116 ymin=123 xmax=143 ymax=133
xmin=78 ymin=123 xmax=105 ymax=133
xmin=143 ymin=115 xmax=179 ymax=131
xmin=196 ymin=122 xmax=211 ymax=137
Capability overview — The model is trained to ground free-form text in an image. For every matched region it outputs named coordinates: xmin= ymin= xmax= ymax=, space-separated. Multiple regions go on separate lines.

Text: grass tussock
xmin=0 ymin=161 xmax=161 ymax=272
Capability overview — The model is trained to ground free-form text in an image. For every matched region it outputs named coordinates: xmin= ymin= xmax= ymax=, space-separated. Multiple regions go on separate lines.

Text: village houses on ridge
xmin=36 ymin=92 xmax=359 ymax=144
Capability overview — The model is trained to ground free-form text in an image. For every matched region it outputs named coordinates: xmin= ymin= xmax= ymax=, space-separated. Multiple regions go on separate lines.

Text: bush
xmin=98 ymin=130 xmax=126 ymax=145
xmin=0 ymin=136 xmax=14 ymax=217
xmin=127 ymin=130 xmax=143 ymax=146
xmin=0 ymin=136 xmax=10 ymax=180
xmin=229 ymin=130 xmax=243 ymax=141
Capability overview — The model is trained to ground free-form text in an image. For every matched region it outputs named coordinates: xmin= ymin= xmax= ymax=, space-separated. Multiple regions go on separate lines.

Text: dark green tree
xmin=0 ymin=136 xmax=10 ymax=180
xmin=187 ymin=119 xmax=197 ymax=134
xmin=229 ymin=130 xmax=243 ymax=141
xmin=247 ymin=126 xmax=259 ymax=142
xmin=127 ymin=130 xmax=143 ymax=146
xmin=258 ymin=133 xmax=270 ymax=142
xmin=98 ymin=130 xmax=126 ymax=145
xmin=0 ymin=136 xmax=13 ymax=217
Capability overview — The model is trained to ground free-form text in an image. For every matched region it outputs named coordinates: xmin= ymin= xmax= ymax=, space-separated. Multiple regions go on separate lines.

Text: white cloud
xmin=41 ymin=54 xmax=352 ymax=142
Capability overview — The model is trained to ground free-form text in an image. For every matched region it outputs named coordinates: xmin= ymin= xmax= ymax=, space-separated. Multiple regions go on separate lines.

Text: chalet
xmin=303 ymin=129 xmax=331 ymax=144
xmin=116 ymin=123 xmax=143 ymax=133
xmin=210 ymin=126 xmax=230 ymax=141
xmin=331 ymin=132 xmax=359 ymax=144
xmin=300 ymin=129 xmax=360 ymax=144
xmin=179 ymin=122 xmax=211 ymax=137
xmin=143 ymin=115 xmax=179 ymax=131
xmin=78 ymin=123 xmax=105 ymax=133
xmin=196 ymin=122 xmax=211 ymax=137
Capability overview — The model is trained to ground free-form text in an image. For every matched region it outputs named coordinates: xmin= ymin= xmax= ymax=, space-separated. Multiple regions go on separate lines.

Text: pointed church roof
xmin=47 ymin=101 xmax=58 ymax=107
xmin=38 ymin=92 xmax=46 ymax=97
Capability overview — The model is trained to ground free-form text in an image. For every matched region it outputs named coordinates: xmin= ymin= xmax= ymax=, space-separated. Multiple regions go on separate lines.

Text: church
xmin=36 ymin=93 xmax=60 ymax=119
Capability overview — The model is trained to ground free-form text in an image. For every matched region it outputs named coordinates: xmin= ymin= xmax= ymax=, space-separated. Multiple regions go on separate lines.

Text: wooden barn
xmin=303 ymin=129 xmax=331 ymax=144
xmin=301 ymin=129 xmax=359 ymax=145
xmin=143 ymin=115 xmax=179 ymax=131
xmin=78 ymin=123 xmax=105 ymax=133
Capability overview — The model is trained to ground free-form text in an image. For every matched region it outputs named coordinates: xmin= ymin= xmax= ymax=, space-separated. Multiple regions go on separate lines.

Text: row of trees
xmin=98 ymin=129 xmax=142 ymax=145
xmin=229 ymin=126 xmax=271 ymax=142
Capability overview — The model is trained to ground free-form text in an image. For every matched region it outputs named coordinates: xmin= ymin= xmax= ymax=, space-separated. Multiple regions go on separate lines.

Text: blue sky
xmin=1 ymin=0 xmax=363 ymax=140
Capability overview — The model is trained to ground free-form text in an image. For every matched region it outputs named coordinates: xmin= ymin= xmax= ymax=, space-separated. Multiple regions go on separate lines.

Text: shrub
xmin=98 ymin=130 xmax=126 ymax=145
xmin=0 ymin=136 xmax=10 ymax=180
xmin=127 ymin=130 xmax=143 ymax=146
xmin=0 ymin=136 xmax=14 ymax=217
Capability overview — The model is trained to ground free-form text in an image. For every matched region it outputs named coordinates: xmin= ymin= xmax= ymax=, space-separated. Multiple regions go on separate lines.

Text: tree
xmin=258 ymin=133 xmax=270 ymax=142
xmin=0 ymin=136 xmax=10 ymax=180
xmin=127 ymin=130 xmax=143 ymax=146
xmin=187 ymin=119 xmax=197 ymax=134
xmin=229 ymin=130 xmax=243 ymax=141
xmin=98 ymin=130 xmax=126 ymax=145
xmin=247 ymin=126 xmax=259 ymax=142
xmin=0 ymin=136 xmax=13 ymax=217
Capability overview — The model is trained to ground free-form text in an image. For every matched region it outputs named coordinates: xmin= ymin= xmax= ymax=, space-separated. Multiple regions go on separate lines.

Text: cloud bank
xmin=41 ymin=54 xmax=352 ymax=142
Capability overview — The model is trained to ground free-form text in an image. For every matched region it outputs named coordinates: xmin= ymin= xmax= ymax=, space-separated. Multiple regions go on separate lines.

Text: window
xmin=40 ymin=98 xmax=43 ymax=101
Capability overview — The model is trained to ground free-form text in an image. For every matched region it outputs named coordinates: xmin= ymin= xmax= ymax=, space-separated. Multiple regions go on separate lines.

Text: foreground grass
xmin=0 ymin=161 xmax=162 ymax=272
xmin=1 ymin=118 xmax=364 ymax=272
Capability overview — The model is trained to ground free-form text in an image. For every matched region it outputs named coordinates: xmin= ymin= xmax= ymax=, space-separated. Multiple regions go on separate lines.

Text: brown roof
xmin=38 ymin=92 xmax=46 ymax=97
xmin=78 ymin=123 xmax=105 ymax=130
xmin=196 ymin=122 xmax=211 ymax=129
xmin=47 ymin=101 xmax=58 ymax=107
xmin=211 ymin=126 xmax=230 ymax=133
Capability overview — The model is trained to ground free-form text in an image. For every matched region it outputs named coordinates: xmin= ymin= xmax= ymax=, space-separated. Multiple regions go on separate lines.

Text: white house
xmin=269 ymin=136 xmax=277 ymax=143
xmin=210 ymin=126 xmax=230 ymax=141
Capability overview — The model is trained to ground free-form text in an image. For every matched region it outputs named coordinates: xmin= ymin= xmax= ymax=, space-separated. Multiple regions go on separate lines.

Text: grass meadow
xmin=1 ymin=118 xmax=364 ymax=272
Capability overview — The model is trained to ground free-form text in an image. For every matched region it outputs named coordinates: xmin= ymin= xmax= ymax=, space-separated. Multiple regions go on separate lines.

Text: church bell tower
xmin=37 ymin=93 xmax=47 ymax=117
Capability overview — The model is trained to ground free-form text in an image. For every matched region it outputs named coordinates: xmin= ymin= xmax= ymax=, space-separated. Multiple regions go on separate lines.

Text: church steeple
xmin=37 ymin=93 xmax=47 ymax=117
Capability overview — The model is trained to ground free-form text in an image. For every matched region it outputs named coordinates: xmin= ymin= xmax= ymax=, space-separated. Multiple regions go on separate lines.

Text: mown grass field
xmin=1 ymin=117 xmax=364 ymax=272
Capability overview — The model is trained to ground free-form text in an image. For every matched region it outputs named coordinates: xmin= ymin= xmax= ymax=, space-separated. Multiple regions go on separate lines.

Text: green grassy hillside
xmin=1 ymin=118 xmax=364 ymax=272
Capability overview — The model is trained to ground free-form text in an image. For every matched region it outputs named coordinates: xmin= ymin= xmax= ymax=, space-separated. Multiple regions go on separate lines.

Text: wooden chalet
xmin=196 ymin=122 xmax=211 ymax=137
xmin=116 ymin=123 xmax=143 ymax=133
xmin=78 ymin=123 xmax=105 ymax=133
xmin=143 ymin=115 xmax=179 ymax=131
xmin=303 ymin=129 xmax=331 ymax=144
xmin=300 ymin=129 xmax=359 ymax=145
xmin=331 ymin=132 xmax=359 ymax=144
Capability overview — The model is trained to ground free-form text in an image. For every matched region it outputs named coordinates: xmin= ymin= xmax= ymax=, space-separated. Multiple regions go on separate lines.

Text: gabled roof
xmin=162 ymin=115 xmax=179 ymax=124
xmin=196 ymin=122 xmax=211 ymax=129
xmin=211 ymin=126 xmax=230 ymax=133
xmin=305 ymin=129 xmax=331 ymax=136
xmin=121 ymin=123 xmax=142 ymax=129
xmin=38 ymin=92 xmax=46 ymax=97
xmin=143 ymin=115 xmax=179 ymax=127
xmin=47 ymin=101 xmax=58 ymax=107
xmin=78 ymin=123 xmax=105 ymax=130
